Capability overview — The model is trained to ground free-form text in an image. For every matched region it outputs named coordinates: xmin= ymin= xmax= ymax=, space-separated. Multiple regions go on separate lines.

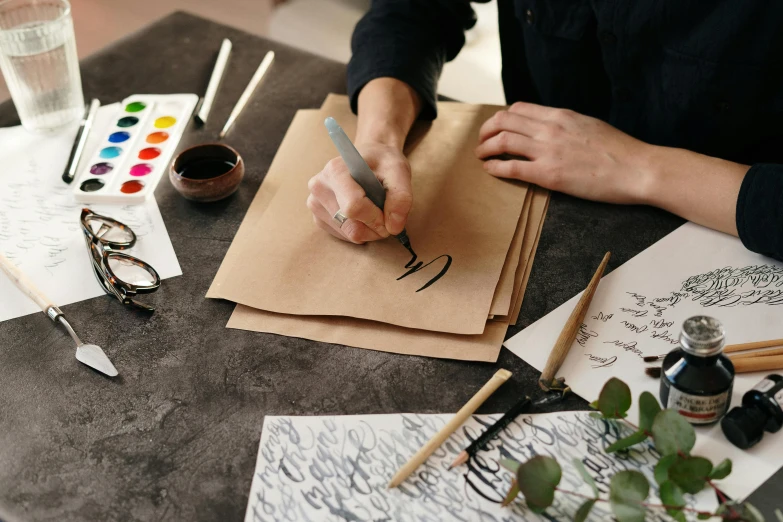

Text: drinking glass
xmin=0 ymin=0 xmax=83 ymax=132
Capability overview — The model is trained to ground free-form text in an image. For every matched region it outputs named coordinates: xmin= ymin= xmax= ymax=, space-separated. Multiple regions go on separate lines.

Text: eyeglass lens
xmin=107 ymin=255 xmax=157 ymax=286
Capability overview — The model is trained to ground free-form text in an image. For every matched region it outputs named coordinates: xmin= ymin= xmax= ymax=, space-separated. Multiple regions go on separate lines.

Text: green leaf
xmin=589 ymin=400 xmax=599 ymax=410
xmin=638 ymin=391 xmax=662 ymax=432
xmin=573 ymin=458 xmax=599 ymax=496
xmin=709 ymin=459 xmax=732 ymax=480
xmin=609 ymin=470 xmax=649 ymax=522
xmin=589 ymin=412 xmax=604 ymax=420
xmin=574 ymin=499 xmax=597 ymax=522
xmin=654 ymin=454 xmax=678 ymax=485
xmin=597 ymin=378 xmax=632 ymax=418
xmin=669 ymin=456 xmax=713 ymax=494
xmin=499 ymin=458 xmax=520 ymax=474
xmin=652 ymin=409 xmax=696 ymax=456
xmin=660 ymin=481 xmax=687 ymax=522
xmin=776 ymin=508 xmax=783 ymax=522
xmin=501 ymin=479 xmax=520 ymax=507
xmin=697 ymin=512 xmax=713 ymax=520
xmin=516 ymin=456 xmax=562 ymax=512
xmin=605 ymin=430 xmax=649 ymax=453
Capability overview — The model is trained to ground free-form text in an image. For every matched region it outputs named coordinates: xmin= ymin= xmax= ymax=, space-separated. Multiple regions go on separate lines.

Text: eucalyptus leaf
xmin=709 ymin=459 xmax=732 ymax=480
xmin=501 ymin=479 xmax=520 ymax=507
xmin=654 ymin=454 xmax=679 ymax=485
xmin=717 ymin=501 xmax=765 ymax=522
xmin=669 ymin=456 xmax=713 ymax=494
xmin=516 ymin=456 xmax=562 ymax=512
xmin=499 ymin=458 xmax=520 ymax=474
xmin=660 ymin=480 xmax=686 ymax=521
xmin=605 ymin=430 xmax=649 ymax=453
xmin=652 ymin=409 xmax=696 ymax=455
xmin=589 ymin=400 xmax=600 ymax=410
xmin=573 ymin=458 xmax=599 ymax=497
xmin=776 ymin=508 xmax=783 ymax=522
xmin=638 ymin=391 xmax=662 ymax=432
xmin=697 ymin=512 xmax=713 ymax=520
xmin=609 ymin=470 xmax=649 ymax=522
xmin=575 ymin=499 xmax=597 ymax=522
xmin=597 ymin=378 xmax=632 ymax=418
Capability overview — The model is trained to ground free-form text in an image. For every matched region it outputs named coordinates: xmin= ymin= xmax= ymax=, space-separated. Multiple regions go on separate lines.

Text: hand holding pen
xmin=308 ymin=123 xmax=414 ymax=246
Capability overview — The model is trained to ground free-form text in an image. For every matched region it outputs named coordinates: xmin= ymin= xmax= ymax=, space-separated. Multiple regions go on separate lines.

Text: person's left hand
xmin=475 ymin=102 xmax=654 ymax=205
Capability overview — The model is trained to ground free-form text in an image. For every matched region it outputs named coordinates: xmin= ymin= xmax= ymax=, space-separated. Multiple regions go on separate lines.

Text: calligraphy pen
xmin=448 ymin=390 xmax=569 ymax=469
xmin=324 ymin=117 xmax=414 ymax=255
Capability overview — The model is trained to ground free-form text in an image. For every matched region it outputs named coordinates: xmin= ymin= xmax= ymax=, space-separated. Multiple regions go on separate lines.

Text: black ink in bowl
xmin=169 ymin=143 xmax=244 ymax=202
xmin=80 ymin=178 xmax=105 ymax=192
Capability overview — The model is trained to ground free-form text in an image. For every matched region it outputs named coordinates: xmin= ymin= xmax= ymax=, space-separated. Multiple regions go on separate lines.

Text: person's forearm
xmin=355 ymin=77 xmax=422 ymax=151
xmin=639 ymin=146 xmax=749 ymax=236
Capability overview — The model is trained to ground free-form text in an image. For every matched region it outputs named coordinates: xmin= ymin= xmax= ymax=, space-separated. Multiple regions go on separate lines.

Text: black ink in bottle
xmin=659 ymin=316 xmax=734 ymax=425
xmin=722 ymin=374 xmax=783 ymax=449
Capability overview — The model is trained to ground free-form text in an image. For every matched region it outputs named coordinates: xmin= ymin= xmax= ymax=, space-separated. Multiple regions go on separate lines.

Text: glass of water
xmin=0 ymin=0 xmax=83 ymax=132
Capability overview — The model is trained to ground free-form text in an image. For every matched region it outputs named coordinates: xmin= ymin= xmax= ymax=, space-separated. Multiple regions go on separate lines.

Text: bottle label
xmin=753 ymin=379 xmax=776 ymax=394
xmin=665 ymin=388 xmax=730 ymax=424
xmin=775 ymin=389 xmax=783 ymax=409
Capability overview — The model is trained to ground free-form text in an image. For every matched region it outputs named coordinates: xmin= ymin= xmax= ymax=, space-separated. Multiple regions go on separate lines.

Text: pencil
xmin=387 ymin=369 xmax=512 ymax=489
xmin=539 ymin=252 xmax=611 ymax=390
xmin=219 ymin=50 xmax=275 ymax=139
xmin=448 ymin=396 xmax=531 ymax=469
xmin=723 ymin=338 xmax=783 ymax=354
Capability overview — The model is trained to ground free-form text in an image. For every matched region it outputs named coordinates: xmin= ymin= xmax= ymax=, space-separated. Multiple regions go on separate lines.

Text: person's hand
xmin=475 ymin=102 xmax=654 ymax=205
xmin=307 ymin=142 xmax=413 ymax=244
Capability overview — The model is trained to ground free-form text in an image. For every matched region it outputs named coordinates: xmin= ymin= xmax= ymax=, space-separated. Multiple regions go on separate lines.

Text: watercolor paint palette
xmin=73 ymin=94 xmax=198 ymax=204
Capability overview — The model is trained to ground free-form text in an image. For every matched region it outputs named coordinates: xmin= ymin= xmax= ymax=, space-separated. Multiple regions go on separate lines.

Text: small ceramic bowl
xmin=169 ymin=143 xmax=244 ymax=202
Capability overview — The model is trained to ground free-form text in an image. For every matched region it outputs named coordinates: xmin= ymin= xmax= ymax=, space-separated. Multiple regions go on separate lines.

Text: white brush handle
xmin=0 ymin=252 xmax=55 ymax=313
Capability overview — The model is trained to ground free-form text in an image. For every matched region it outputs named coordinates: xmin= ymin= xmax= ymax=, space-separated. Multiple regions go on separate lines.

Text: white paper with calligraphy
xmin=0 ymin=105 xmax=181 ymax=322
xmin=245 ymin=412 xmax=714 ymax=521
xmin=505 ymin=223 xmax=783 ymax=502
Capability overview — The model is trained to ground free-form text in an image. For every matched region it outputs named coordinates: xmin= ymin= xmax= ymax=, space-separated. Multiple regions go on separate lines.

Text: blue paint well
xmin=108 ymin=131 xmax=130 ymax=143
xmin=99 ymin=146 xmax=122 ymax=159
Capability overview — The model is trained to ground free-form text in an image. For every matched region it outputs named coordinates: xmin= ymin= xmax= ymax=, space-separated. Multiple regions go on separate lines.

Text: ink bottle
xmin=721 ymin=374 xmax=783 ymax=449
xmin=659 ymin=316 xmax=734 ymax=425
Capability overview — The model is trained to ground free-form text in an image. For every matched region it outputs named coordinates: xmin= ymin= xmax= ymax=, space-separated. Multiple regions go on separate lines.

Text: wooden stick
xmin=387 ymin=369 xmax=512 ymax=489
xmin=724 ymin=339 xmax=783 ymax=354
xmin=539 ymin=252 xmax=611 ymax=390
xmin=0 ymin=252 xmax=53 ymax=312
xmin=732 ymin=355 xmax=783 ymax=374
xmin=730 ymin=346 xmax=783 ymax=360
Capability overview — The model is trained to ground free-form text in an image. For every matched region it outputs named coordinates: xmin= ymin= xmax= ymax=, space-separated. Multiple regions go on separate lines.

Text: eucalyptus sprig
xmin=500 ymin=377 xmax=766 ymax=521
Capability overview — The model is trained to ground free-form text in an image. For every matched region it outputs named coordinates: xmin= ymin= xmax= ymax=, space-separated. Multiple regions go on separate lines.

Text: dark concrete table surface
xmin=0 ymin=11 xmax=779 ymax=522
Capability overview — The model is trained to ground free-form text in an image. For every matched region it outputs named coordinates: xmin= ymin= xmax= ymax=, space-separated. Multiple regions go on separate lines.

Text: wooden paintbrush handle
xmin=0 ymin=252 xmax=55 ymax=313
xmin=724 ymin=339 xmax=783 ymax=353
xmin=539 ymin=251 xmax=611 ymax=389
xmin=730 ymin=346 xmax=783 ymax=360
xmin=732 ymin=354 xmax=783 ymax=374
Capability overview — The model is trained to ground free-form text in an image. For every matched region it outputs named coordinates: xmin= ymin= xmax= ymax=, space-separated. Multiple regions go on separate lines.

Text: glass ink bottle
xmin=721 ymin=374 xmax=783 ymax=449
xmin=659 ymin=316 xmax=734 ymax=425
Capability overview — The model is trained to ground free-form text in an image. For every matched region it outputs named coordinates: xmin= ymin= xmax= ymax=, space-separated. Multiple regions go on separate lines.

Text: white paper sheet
xmin=0 ymin=104 xmax=181 ymax=322
xmin=505 ymin=222 xmax=783 ymax=503
xmin=245 ymin=411 xmax=715 ymax=521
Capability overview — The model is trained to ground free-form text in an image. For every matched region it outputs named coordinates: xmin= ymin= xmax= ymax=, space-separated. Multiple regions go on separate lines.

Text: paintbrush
xmin=644 ymin=339 xmax=783 ymax=363
xmin=539 ymin=252 xmax=611 ymax=391
xmin=448 ymin=389 xmax=569 ymax=469
xmin=647 ymin=354 xmax=783 ymax=378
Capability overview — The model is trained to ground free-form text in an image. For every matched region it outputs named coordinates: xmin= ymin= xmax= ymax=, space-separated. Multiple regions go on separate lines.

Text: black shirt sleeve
xmin=346 ymin=0 xmax=478 ymax=120
xmin=736 ymin=164 xmax=783 ymax=262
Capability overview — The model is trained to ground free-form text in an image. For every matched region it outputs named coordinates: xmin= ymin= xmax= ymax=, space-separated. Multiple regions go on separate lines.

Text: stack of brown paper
xmin=208 ymin=95 xmax=550 ymax=362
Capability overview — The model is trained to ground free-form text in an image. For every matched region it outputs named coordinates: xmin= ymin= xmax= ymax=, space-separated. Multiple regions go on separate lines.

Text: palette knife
xmin=0 ymin=253 xmax=118 ymax=377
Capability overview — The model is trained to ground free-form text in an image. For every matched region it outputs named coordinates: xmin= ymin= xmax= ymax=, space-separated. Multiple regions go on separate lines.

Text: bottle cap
xmin=680 ymin=316 xmax=725 ymax=357
xmin=721 ymin=406 xmax=767 ymax=449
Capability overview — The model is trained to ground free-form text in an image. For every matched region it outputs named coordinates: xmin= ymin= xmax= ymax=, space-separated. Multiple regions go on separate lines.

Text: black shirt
xmin=346 ymin=0 xmax=783 ymax=261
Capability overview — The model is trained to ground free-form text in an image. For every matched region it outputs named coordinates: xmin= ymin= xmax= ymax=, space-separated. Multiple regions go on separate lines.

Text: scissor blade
xmin=75 ymin=344 xmax=119 ymax=377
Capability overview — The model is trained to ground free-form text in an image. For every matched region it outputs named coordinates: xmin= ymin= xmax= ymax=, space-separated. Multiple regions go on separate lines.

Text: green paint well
xmin=125 ymin=101 xmax=147 ymax=113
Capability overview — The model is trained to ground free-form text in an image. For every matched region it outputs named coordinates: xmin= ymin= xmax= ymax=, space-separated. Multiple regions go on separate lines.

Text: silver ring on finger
xmin=332 ymin=209 xmax=348 ymax=228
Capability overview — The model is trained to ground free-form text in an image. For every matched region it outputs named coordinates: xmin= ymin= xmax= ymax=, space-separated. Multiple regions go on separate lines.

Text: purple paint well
xmin=89 ymin=162 xmax=114 ymax=175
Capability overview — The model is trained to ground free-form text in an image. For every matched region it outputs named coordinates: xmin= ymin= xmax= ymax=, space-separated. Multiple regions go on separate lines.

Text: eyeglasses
xmin=80 ymin=208 xmax=161 ymax=312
